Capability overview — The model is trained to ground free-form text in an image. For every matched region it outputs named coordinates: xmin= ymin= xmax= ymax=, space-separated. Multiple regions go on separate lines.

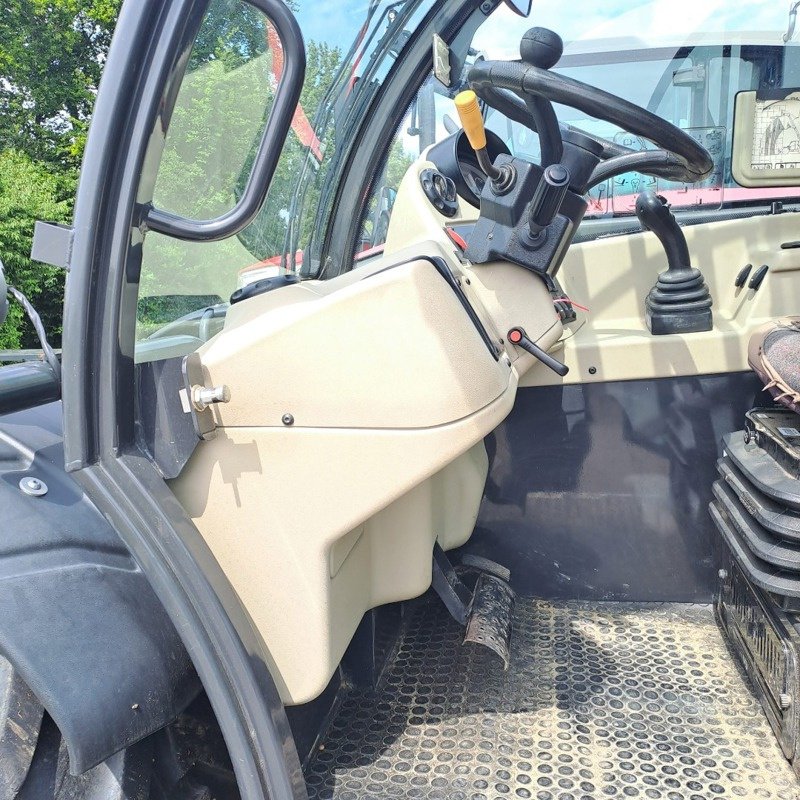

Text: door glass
xmin=151 ymin=0 xmax=277 ymax=221
xmin=137 ymin=0 xmax=280 ymax=342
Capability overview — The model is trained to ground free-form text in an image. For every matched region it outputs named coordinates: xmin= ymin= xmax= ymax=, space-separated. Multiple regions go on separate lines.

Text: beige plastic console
xmin=170 ymin=157 xmax=565 ymax=704
xmin=523 ymin=212 xmax=800 ymax=387
xmin=169 ymin=246 xmax=545 ymax=704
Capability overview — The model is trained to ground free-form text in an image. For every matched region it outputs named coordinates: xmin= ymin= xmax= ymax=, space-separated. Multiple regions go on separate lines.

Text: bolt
xmin=780 ymin=693 xmax=792 ymax=710
xmin=282 ymin=413 xmax=295 ymax=426
xmin=588 ymin=367 xmax=597 ymax=375
xmin=19 ymin=476 xmax=47 ymax=497
xmin=718 ymin=569 xmax=728 ymax=581
xmin=191 ymin=384 xmax=230 ymax=412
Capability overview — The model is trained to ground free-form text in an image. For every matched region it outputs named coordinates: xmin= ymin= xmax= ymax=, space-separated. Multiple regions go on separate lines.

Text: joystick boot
xmin=636 ymin=191 xmax=713 ymax=335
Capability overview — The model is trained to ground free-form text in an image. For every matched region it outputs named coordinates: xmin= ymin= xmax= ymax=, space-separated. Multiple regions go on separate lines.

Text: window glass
xmin=473 ymin=0 xmax=800 ymax=216
xmin=136 ymin=0 xmax=436 ymax=346
xmin=361 ymin=0 xmax=800 ymax=249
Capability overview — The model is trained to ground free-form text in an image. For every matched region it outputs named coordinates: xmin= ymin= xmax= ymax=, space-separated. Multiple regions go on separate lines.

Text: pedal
xmin=431 ymin=544 xmax=515 ymax=669
xmin=464 ymin=571 xmax=515 ymax=669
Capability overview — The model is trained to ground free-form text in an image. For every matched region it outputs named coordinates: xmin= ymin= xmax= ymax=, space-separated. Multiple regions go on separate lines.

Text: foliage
xmin=0 ymin=0 xmax=121 ymax=170
xmin=0 ymin=151 xmax=72 ymax=349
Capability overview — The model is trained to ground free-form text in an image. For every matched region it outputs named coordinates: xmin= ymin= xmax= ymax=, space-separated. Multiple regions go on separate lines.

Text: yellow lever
xmin=455 ymin=90 xmax=487 ymax=152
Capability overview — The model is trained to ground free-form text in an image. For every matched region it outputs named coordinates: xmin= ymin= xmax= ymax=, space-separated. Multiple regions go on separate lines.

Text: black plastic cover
xmin=0 ymin=402 xmax=200 ymax=774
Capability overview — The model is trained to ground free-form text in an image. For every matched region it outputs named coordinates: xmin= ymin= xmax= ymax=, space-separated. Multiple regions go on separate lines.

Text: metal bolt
xmin=780 ymin=693 xmax=792 ymax=710
xmin=191 ymin=384 xmax=230 ymax=412
xmin=718 ymin=569 xmax=728 ymax=581
xmin=282 ymin=413 xmax=295 ymax=426
xmin=19 ymin=476 xmax=47 ymax=497
xmin=588 ymin=367 xmax=597 ymax=375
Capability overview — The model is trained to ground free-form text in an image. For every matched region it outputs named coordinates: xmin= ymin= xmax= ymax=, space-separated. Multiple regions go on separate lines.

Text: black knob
xmin=520 ymin=27 xmax=563 ymax=69
xmin=528 ymin=163 xmax=570 ymax=234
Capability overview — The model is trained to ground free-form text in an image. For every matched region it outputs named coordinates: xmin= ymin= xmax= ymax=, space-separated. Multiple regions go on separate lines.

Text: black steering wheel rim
xmin=469 ymin=59 xmax=714 ymax=187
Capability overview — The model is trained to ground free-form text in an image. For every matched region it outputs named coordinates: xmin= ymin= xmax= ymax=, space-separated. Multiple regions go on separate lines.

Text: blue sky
xmin=474 ymin=0 xmax=794 ymax=58
xmin=291 ymin=0 xmax=795 ymax=55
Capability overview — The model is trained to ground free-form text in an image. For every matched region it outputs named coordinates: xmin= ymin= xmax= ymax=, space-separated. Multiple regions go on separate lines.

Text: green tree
xmin=0 ymin=0 xmax=122 ymax=170
xmin=0 ymin=151 xmax=72 ymax=349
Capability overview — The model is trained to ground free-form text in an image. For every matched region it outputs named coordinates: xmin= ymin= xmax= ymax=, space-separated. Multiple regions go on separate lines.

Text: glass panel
xmin=136 ymin=0 xmax=437 ymax=347
xmin=152 ymin=0 xmax=276 ymax=220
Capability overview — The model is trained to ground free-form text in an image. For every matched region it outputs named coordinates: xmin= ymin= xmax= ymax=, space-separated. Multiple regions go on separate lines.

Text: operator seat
xmin=749 ymin=318 xmax=800 ymax=415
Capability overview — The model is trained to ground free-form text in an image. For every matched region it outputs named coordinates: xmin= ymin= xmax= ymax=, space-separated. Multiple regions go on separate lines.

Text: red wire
xmin=553 ymin=297 xmax=590 ymax=313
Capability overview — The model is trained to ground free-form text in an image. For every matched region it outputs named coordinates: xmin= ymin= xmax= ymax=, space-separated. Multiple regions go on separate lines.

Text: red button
xmin=508 ymin=329 xmax=523 ymax=344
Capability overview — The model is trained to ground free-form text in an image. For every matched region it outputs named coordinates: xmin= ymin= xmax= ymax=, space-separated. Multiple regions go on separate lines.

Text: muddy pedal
xmin=431 ymin=544 xmax=515 ymax=668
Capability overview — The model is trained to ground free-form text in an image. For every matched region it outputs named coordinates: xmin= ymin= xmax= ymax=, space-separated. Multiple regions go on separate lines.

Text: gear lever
xmin=636 ymin=191 xmax=713 ymax=335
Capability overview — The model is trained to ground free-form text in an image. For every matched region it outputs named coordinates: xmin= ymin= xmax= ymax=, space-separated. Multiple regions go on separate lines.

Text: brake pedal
xmin=431 ymin=544 xmax=515 ymax=669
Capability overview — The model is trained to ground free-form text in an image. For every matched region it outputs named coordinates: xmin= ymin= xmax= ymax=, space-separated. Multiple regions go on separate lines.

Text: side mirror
xmin=0 ymin=259 xmax=7 ymax=327
xmin=502 ymin=0 xmax=532 ymax=16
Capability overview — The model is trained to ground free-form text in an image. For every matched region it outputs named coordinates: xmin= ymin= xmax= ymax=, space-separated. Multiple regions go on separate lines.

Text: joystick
xmin=636 ymin=191 xmax=713 ymax=335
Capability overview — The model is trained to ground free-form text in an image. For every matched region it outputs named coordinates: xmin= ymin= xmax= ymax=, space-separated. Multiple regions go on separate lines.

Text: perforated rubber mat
xmin=304 ymin=599 xmax=800 ymax=800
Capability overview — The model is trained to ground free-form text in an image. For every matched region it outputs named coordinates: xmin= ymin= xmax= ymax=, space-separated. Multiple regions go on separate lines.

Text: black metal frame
xmin=318 ymin=0 xmax=495 ymax=277
xmin=61 ymin=0 xmax=307 ymax=798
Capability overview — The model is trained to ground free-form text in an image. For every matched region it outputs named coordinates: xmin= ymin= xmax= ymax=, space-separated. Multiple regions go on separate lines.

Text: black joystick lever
xmin=635 ymin=191 xmax=712 ymax=335
xmin=528 ymin=164 xmax=571 ymax=236
xmin=507 ymin=327 xmax=569 ymax=377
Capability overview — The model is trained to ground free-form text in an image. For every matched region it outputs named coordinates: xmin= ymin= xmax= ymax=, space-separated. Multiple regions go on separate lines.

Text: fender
xmin=0 ymin=401 xmax=200 ymax=775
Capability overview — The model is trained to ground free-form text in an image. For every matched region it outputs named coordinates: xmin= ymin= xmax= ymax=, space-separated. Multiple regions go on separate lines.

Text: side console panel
xmin=170 ymin=256 xmax=519 ymax=704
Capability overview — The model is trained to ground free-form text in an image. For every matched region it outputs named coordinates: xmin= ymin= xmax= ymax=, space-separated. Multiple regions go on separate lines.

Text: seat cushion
xmin=748 ymin=317 xmax=800 ymax=415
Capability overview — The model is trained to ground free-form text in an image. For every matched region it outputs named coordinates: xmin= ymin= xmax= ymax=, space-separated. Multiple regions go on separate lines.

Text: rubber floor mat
xmin=304 ymin=599 xmax=800 ymax=799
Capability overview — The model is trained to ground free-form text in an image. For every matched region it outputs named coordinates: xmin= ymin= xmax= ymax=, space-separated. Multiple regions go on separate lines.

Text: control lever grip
xmin=634 ymin=191 xmax=690 ymax=270
xmin=454 ymin=90 xmax=487 ymax=151
xmin=507 ymin=327 xmax=569 ymax=377
xmin=529 ymin=164 xmax=570 ymax=233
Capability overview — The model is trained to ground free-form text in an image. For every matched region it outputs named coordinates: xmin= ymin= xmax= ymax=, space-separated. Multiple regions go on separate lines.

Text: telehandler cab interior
xmin=2 ymin=0 xmax=800 ymax=797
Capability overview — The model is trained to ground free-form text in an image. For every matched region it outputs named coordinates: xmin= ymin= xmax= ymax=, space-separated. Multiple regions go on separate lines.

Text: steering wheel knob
xmin=520 ymin=27 xmax=563 ymax=70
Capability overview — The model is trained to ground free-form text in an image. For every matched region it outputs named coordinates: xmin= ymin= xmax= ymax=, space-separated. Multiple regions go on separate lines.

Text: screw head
xmin=588 ymin=367 xmax=597 ymax=375
xmin=19 ymin=476 xmax=47 ymax=497
xmin=282 ymin=413 xmax=294 ymax=426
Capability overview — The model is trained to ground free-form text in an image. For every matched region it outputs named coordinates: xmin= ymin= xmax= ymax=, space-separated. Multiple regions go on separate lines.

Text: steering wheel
xmin=468 ymin=28 xmax=714 ymax=192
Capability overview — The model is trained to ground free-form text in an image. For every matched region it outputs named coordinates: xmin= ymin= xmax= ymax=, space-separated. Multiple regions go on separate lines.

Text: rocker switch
xmin=507 ymin=327 xmax=569 ymax=377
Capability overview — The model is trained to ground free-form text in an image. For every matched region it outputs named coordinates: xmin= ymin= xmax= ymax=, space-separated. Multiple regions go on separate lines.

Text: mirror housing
xmin=502 ymin=0 xmax=532 ymax=16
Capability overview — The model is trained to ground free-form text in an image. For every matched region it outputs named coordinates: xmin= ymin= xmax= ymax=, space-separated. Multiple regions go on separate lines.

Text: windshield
xmin=472 ymin=0 xmax=800 ymax=216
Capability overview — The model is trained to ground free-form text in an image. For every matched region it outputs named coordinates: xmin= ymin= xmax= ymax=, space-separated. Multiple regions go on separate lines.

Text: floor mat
xmin=304 ymin=599 xmax=800 ymax=800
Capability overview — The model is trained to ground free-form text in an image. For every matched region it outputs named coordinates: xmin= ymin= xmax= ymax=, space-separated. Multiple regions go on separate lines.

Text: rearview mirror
xmin=502 ymin=0 xmax=532 ymax=16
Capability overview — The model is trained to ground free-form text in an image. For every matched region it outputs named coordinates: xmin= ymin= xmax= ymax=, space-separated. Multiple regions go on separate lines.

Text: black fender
xmin=0 ymin=402 xmax=200 ymax=775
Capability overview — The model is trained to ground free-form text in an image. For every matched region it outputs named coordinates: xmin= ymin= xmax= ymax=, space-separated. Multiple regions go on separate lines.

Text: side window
xmin=356 ymin=107 xmax=421 ymax=256
xmin=137 ymin=0 xmax=283 ymax=342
